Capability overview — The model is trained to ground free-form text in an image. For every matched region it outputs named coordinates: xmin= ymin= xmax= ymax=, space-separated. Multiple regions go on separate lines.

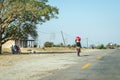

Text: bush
xmin=44 ymin=42 xmax=54 ymax=47
xmin=96 ymin=44 xmax=106 ymax=49
xmin=34 ymin=45 xmax=37 ymax=48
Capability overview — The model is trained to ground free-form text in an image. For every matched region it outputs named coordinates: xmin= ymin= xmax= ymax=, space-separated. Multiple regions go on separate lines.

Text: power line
xmin=62 ymin=31 xmax=75 ymax=39
xmin=38 ymin=31 xmax=60 ymax=35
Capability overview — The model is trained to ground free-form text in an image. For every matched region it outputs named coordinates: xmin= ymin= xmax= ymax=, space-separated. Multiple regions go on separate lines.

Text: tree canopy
xmin=0 ymin=0 xmax=58 ymax=54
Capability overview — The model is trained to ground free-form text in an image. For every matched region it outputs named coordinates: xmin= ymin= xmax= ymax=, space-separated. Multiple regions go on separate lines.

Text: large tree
xmin=0 ymin=0 xmax=58 ymax=54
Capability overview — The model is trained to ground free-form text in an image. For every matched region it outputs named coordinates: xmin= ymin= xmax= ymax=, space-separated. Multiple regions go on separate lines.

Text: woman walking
xmin=75 ymin=36 xmax=82 ymax=56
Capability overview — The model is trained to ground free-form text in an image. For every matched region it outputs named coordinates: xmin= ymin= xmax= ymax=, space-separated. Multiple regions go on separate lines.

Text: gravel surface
xmin=0 ymin=49 xmax=102 ymax=80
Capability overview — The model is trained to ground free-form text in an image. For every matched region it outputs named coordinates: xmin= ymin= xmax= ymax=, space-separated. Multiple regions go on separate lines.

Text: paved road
xmin=41 ymin=49 xmax=120 ymax=80
xmin=86 ymin=49 xmax=120 ymax=80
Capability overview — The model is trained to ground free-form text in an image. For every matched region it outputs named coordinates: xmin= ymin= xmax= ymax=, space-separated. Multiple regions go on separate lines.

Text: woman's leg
xmin=77 ymin=48 xmax=80 ymax=56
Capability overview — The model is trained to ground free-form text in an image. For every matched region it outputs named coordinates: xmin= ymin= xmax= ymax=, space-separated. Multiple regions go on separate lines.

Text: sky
xmin=37 ymin=0 xmax=120 ymax=47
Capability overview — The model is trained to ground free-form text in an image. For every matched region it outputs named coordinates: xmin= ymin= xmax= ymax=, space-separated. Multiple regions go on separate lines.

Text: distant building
xmin=2 ymin=40 xmax=14 ymax=48
xmin=2 ymin=39 xmax=35 ymax=48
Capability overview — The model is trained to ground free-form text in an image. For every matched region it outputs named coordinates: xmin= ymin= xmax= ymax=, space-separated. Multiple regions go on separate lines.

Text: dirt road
xmin=0 ymin=49 xmax=106 ymax=80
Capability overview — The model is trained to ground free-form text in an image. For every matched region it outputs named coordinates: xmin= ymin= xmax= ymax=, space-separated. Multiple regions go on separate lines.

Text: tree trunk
xmin=0 ymin=28 xmax=2 ymax=54
xmin=0 ymin=44 xmax=2 ymax=54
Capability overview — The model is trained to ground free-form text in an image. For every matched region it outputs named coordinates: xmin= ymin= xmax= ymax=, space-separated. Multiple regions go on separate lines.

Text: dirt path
xmin=0 ymin=49 xmax=105 ymax=80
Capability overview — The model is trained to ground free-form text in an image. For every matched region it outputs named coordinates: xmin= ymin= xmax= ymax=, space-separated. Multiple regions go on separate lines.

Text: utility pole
xmin=86 ymin=38 xmax=88 ymax=48
xmin=61 ymin=31 xmax=66 ymax=46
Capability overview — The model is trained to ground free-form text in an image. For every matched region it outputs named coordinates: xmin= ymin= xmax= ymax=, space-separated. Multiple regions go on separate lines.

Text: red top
xmin=76 ymin=36 xmax=81 ymax=42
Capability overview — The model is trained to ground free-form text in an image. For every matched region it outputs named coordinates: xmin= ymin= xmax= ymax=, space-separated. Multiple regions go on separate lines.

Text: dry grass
xmin=2 ymin=47 xmax=98 ymax=54
xmin=2 ymin=47 xmax=76 ymax=54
